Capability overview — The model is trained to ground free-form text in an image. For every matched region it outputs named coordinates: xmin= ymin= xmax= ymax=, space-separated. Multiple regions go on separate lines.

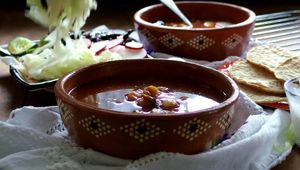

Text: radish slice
xmin=106 ymin=38 xmax=124 ymax=49
xmin=125 ymin=41 xmax=144 ymax=50
xmin=84 ymin=38 xmax=92 ymax=48
xmin=110 ymin=45 xmax=147 ymax=59
xmin=89 ymin=40 xmax=108 ymax=55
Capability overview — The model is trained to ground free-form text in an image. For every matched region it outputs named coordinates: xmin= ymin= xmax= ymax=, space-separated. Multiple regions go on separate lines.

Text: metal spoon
xmin=159 ymin=0 xmax=193 ymax=28
xmin=0 ymin=46 xmax=10 ymax=56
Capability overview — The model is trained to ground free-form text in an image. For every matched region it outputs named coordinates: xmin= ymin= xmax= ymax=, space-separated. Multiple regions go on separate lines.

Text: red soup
xmin=160 ymin=20 xmax=233 ymax=28
xmin=71 ymin=76 xmax=226 ymax=114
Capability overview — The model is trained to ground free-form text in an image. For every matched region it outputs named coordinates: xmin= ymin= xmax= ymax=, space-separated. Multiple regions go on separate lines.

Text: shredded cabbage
xmin=19 ymin=39 xmax=97 ymax=80
xmin=26 ymin=0 xmax=97 ymax=34
xmin=17 ymin=0 xmax=120 ymax=81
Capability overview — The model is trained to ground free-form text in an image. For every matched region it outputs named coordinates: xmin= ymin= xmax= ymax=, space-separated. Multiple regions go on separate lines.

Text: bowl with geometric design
xmin=134 ymin=1 xmax=256 ymax=61
xmin=54 ymin=58 xmax=240 ymax=159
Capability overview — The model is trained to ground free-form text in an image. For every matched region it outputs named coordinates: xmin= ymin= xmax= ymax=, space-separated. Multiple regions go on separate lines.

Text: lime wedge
xmin=8 ymin=37 xmax=36 ymax=56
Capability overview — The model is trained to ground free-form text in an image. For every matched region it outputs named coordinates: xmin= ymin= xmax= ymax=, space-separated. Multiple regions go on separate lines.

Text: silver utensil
xmin=159 ymin=0 xmax=193 ymax=28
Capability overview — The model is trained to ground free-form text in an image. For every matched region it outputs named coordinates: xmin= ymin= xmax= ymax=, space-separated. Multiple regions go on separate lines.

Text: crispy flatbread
xmin=274 ymin=57 xmax=300 ymax=81
xmin=238 ymin=83 xmax=287 ymax=104
xmin=246 ymin=45 xmax=299 ymax=73
xmin=228 ymin=59 xmax=284 ymax=94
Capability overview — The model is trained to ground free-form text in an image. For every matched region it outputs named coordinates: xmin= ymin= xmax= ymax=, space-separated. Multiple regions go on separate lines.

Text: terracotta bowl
xmin=54 ymin=59 xmax=239 ymax=159
xmin=134 ymin=1 xmax=256 ymax=61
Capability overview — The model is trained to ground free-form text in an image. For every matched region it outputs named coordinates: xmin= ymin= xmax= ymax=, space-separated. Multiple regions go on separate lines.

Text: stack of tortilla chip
xmin=228 ymin=44 xmax=300 ymax=104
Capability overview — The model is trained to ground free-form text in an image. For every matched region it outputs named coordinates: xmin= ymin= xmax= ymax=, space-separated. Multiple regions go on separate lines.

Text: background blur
xmin=0 ymin=0 xmax=299 ymax=44
xmin=1 ymin=0 xmax=299 ymax=7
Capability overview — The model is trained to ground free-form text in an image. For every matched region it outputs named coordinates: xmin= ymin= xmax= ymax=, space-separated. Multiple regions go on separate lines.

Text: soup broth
xmin=156 ymin=20 xmax=233 ymax=28
xmin=71 ymin=76 xmax=226 ymax=114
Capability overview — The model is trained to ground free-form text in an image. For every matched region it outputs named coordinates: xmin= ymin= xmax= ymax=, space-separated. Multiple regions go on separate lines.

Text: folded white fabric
xmin=0 ymin=103 xmax=294 ymax=170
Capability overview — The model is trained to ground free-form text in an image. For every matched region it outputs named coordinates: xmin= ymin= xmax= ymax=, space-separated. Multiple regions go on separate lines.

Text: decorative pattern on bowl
xmin=172 ymin=117 xmax=212 ymax=141
xmin=119 ymin=119 xmax=166 ymax=143
xmin=58 ymin=101 xmax=233 ymax=143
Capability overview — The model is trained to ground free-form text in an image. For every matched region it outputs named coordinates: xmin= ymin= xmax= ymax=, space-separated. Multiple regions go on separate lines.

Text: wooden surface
xmin=1 ymin=1 xmax=300 ymax=169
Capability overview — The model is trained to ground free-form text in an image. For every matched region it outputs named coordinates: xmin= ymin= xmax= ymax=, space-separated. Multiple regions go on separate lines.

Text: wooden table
xmin=0 ymin=2 xmax=300 ymax=169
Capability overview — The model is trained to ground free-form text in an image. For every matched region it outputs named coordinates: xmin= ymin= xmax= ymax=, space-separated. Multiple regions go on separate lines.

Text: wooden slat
xmin=254 ymin=10 xmax=300 ymax=51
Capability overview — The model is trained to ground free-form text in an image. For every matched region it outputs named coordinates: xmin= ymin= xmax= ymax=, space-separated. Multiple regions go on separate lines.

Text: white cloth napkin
xmin=0 ymin=93 xmax=294 ymax=170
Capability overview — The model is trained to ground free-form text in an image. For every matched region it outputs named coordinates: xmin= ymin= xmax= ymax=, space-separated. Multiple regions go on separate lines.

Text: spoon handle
xmin=0 ymin=47 xmax=10 ymax=57
xmin=160 ymin=0 xmax=193 ymax=28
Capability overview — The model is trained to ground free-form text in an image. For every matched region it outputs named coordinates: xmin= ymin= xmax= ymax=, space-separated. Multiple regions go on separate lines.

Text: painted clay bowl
xmin=134 ymin=1 xmax=256 ymax=61
xmin=54 ymin=59 xmax=239 ymax=159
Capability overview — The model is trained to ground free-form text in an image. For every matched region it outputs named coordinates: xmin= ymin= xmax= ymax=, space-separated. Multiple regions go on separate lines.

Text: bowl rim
xmin=55 ymin=59 xmax=240 ymax=118
xmin=133 ymin=1 xmax=256 ymax=31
